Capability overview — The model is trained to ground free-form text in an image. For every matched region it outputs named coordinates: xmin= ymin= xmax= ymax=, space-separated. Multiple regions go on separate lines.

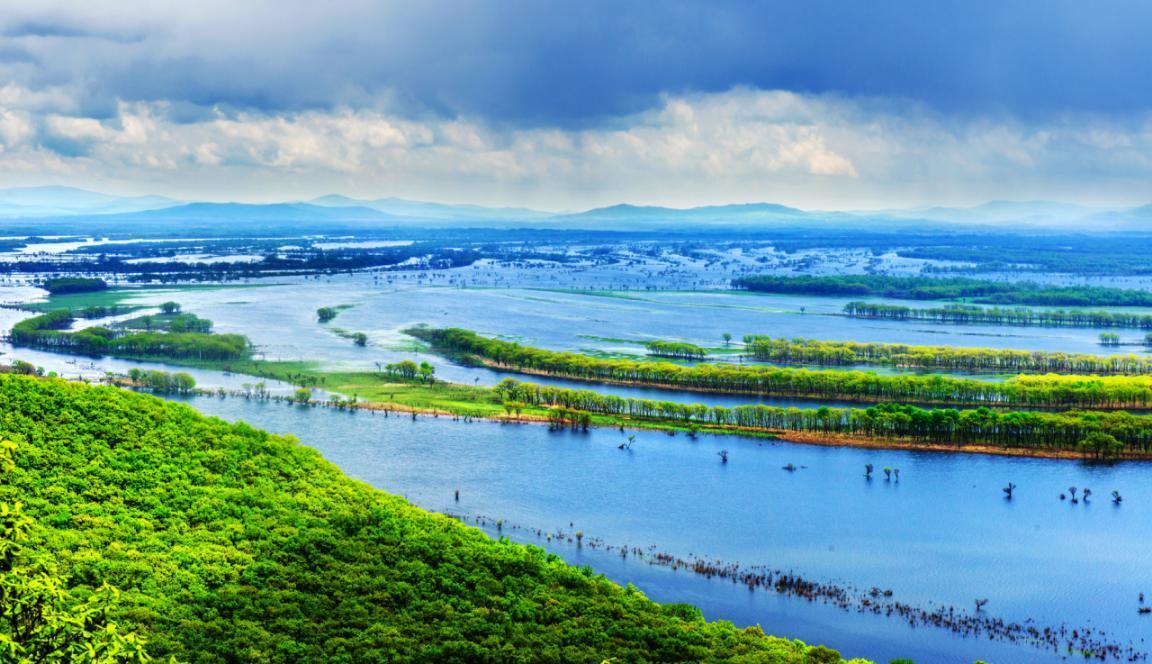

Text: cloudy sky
xmin=2 ymin=0 xmax=1152 ymax=209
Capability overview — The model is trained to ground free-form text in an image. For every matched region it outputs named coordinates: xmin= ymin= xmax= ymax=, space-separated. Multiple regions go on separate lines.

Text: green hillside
xmin=0 ymin=375 xmax=858 ymax=663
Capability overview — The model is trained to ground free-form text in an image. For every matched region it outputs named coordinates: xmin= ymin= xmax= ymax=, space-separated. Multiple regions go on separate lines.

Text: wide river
xmin=176 ymin=395 xmax=1151 ymax=663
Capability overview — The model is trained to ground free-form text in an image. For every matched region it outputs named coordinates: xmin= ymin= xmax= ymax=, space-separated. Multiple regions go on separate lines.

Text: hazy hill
xmin=311 ymin=194 xmax=551 ymax=221
xmin=0 ymin=185 xmax=180 ymax=218
xmin=1 ymin=185 xmax=1150 ymax=232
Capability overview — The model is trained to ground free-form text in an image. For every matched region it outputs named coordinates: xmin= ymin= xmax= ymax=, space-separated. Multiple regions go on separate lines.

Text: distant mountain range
xmin=0 ymin=186 xmax=180 ymax=218
xmin=112 ymin=202 xmax=399 ymax=223
xmin=309 ymin=194 xmax=551 ymax=221
xmin=550 ymin=202 xmax=816 ymax=224
xmin=0 ymin=185 xmax=1148 ymax=231
xmin=868 ymin=200 xmax=1120 ymax=227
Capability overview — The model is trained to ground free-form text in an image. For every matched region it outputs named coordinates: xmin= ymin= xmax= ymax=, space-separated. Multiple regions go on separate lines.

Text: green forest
xmin=0 ymin=374 xmax=856 ymax=663
xmin=733 ymin=274 xmax=1152 ymax=306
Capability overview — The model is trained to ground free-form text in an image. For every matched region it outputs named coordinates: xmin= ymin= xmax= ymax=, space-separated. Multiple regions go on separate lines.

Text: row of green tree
xmin=645 ymin=340 xmax=707 ymax=359
xmin=733 ymin=274 xmax=1152 ymax=306
xmin=11 ymin=310 xmax=249 ymax=360
xmin=381 ymin=359 xmax=436 ymax=381
xmin=494 ymin=378 xmax=1140 ymax=456
xmin=743 ymin=335 xmax=1152 ymax=374
xmin=844 ymin=301 xmax=1152 ymax=329
xmin=0 ymin=374 xmax=846 ymax=662
xmin=413 ymin=327 xmax=1152 ymax=408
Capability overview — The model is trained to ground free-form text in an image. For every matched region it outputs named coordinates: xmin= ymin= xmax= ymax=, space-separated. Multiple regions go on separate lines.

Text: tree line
xmin=494 ymin=378 xmax=1142 ymax=456
xmin=412 ymin=327 xmax=1152 ymax=408
xmin=645 ymin=340 xmax=707 ymax=359
xmin=743 ymin=335 xmax=1152 ymax=375
xmin=733 ymin=274 xmax=1152 ymax=307
xmin=844 ymin=302 xmax=1152 ymax=329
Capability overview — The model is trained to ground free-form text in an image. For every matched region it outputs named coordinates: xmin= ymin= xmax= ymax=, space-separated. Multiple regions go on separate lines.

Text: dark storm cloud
xmin=3 ymin=0 xmax=1152 ymax=127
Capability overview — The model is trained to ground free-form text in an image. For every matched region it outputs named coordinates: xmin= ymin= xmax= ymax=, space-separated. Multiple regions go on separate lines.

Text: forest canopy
xmin=0 ymin=374 xmax=855 ymax=663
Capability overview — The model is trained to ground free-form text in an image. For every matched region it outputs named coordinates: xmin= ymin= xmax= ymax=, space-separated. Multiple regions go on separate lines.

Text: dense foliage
xmin=844 ymin=302 xmax=1152 ymax=329
xmin=0 ymin=375 xmax=848 ymax=662
xmin=494 ymin=379 xmax=1148 ymax=456
xmin=40 ymin=277 xmax=108 ymax=295
xmin=732 ymin=274 xmax=1152 ymax=306
xmin=0 ymin=446 xmax=150 ymax=663
xmin=414 ymin=327 xmax=1152 ymax=408
xmin=743 ymin=335 xmax=1152 ymax=375
xmin=11 ymin=311 xmax=248 ymax=360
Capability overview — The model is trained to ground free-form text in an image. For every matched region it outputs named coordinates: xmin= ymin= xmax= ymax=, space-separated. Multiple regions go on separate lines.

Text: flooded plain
xmin=4 ymin=245 xmax=1152 ymax=662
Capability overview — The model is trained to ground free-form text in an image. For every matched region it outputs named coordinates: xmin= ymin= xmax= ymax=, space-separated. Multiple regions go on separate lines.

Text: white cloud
xmin=1 ymin=86 xmax=1152 ymax=208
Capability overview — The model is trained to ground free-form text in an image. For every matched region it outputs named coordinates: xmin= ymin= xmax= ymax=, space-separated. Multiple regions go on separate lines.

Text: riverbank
xmin=90 ymin=358 xmax=1152 ymax=461
xmin=410 ymin=326 xmax=1152 ymax=411
xmin=775 ymin=431 xmax=1152 ymax=461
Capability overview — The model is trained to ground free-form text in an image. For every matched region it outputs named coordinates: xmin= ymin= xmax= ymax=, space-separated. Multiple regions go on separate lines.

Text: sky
xmin=2 ymin=0 xmax=1152 ymax=210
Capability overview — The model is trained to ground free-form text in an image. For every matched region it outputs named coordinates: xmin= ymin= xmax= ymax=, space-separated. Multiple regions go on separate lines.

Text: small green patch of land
xmin=161 ymin=358 xmax=746 ymax=435
xmin=19 ymin=283 xmax=265 ymax=313
xmin=21 ymin=288 xmax=145 ymax=312
xmin=526 ymin=288 xmax=655 ymax=302
xmin=181 ymin=359 xmax=522 ymax=418
xmin=577 ymin=334 xmax=647 ymax=344
xmin=11 ymin=308 xmax=249 ymax=361
xmin=41 ymin=276 xmax=108 ymax=295
xmin=116 ymin=312 xmax=212 ymax=333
